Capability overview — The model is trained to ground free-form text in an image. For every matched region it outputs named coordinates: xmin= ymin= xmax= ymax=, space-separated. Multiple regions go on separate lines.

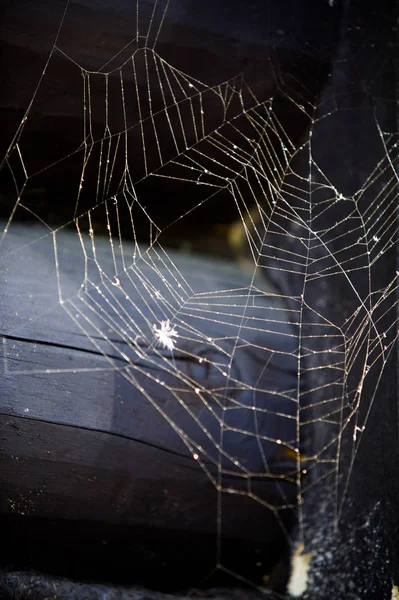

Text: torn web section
xmin=54 ymin=214 xmax=301 ymax=513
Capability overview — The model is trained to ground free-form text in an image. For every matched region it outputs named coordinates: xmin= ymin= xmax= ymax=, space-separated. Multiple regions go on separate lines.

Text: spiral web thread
xmin=0 ymin=0 xmax=398 ymax=592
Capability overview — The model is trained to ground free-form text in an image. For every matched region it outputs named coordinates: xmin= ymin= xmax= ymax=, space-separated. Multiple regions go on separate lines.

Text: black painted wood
xmin=0 ymin=1 xmax=398 ymax=599
xmin=0 ymin=223 xmax=298 ymax=591
xmin=0 ymin=0 xmax=337 ymax=247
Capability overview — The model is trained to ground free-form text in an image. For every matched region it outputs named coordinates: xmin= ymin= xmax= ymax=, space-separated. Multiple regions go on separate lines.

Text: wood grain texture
xmin=0 ymin=224 xmax=297 ymax=589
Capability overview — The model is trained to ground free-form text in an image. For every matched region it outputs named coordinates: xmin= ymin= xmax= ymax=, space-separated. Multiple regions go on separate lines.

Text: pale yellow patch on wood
xmin=288 ymin=542 xmax=312 ymax=597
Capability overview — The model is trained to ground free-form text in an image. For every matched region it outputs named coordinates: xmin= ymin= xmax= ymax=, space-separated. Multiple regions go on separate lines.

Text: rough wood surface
xmin=0 ymin=224 xmax=297 ymax=591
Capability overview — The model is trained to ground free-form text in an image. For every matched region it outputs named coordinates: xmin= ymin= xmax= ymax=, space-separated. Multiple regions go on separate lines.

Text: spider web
xmin=0 ymin=0 xmax=398 ymax=597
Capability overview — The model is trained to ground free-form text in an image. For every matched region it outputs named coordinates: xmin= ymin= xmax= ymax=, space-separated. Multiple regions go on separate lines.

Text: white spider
xmin=153 ymin=319 xmax=179 ymax=351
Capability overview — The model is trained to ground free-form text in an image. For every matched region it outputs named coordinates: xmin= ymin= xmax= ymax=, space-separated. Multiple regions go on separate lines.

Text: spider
xmin=153 ymin=319 xmax=179 ymax=351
